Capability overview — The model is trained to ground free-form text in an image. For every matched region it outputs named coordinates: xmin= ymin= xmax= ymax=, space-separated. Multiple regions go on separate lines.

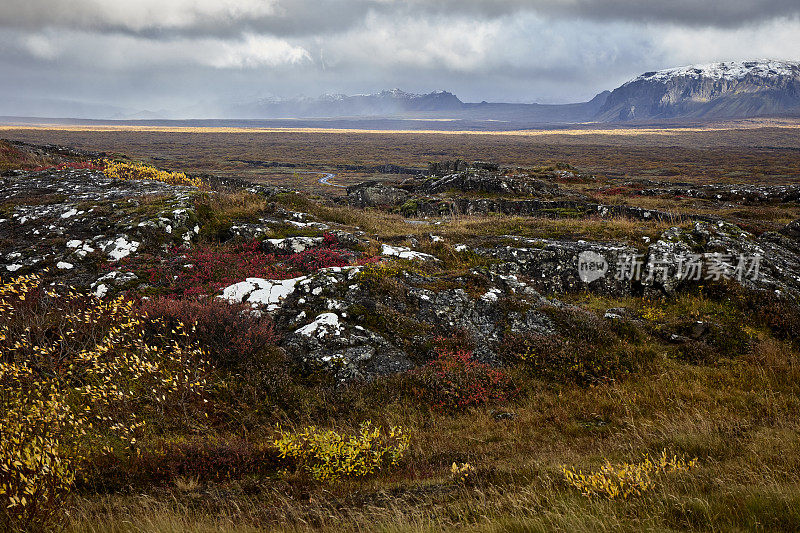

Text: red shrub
xmin=283 ymin=248 xmax=349 ymax=273
xmin=322 ymin=232 xmax=339 ymax=248
xmin=118 ymin=241 xmax=291 ymax=297
xmin=158 ymin=437 xmax=277 ymax=482
xmin=138 ymin=296 xmax=279 ymax=368
xmin=411 ymin=348 xmax=517 ymax=411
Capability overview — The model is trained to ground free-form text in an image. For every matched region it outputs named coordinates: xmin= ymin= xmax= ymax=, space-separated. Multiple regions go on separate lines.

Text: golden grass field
xmin=4 ymin=120 xmax=800 ymax=196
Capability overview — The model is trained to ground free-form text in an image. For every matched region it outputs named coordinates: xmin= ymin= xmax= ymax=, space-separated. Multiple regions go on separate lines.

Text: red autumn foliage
xmin=283 ymin=248 xmax=349 ymax=273
xmin=117 ymin=241 xmax=289 ymax=297
xmin=138 ymin=296 xmax=279 ymax=368
xmin=116 ymin=239 xmax=358 ymax=297
xmin=411 ymin=347 xmax=517 ymax=411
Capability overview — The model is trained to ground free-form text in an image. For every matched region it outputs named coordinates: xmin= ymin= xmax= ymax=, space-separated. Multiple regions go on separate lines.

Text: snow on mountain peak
xmin=628 ymin=60 xmax=800 ymax=85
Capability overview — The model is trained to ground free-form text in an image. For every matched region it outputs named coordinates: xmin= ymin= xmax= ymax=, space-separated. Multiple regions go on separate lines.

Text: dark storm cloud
xmin=0 ymin=0 xmax=798 ymax=40
xmin=416 ymin=0 xmax=800 ymax=28
xmin=1 ymin=0 xmax=799 ymax=116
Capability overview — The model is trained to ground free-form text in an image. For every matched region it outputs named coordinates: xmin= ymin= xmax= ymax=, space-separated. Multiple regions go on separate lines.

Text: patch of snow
xmin=56 ymin=261 xmax=74 ymax=270
xmin=295 ymin=312 xmax=343 ymax=338
xmin=66 ymin=239 xmax=83 ymax=248
xmin=61 ymin=208 xmax=78 ymax=219
xmin=629 ymin=60 xmax=800 ymax=85
xmin=481 ymin=288 xmax=502 ymax=302
xmin=93 ymin=284 xmax=108 ymax=298
xmin=6 ymin=264 xmax=22 ymax=272
xmin=381 ymin=244 xmax=436 ymax=261
xmin=220 ymin=276 xmax=306 ymax=311
xmin=454 ymin=244 xmax=468 ymax=252
xmin=105 ymin=237 xmax=140 ymax=261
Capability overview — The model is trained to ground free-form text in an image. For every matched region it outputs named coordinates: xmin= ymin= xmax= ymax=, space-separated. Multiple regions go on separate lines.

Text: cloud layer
xmin=1 ymin=1 xmax=798 ymax=116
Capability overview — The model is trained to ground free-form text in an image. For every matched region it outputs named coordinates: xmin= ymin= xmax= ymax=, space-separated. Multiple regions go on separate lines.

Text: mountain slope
xmin=596 ymin=60 xmax=800 ymax=121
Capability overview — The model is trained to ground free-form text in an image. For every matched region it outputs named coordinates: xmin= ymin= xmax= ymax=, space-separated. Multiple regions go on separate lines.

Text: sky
xmin=1 ymin=0 xmax=800 ymax=117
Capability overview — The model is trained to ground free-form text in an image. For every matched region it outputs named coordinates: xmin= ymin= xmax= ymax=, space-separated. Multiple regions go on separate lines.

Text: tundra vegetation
xmin=1 ymin=132 xmax=800 ymax=532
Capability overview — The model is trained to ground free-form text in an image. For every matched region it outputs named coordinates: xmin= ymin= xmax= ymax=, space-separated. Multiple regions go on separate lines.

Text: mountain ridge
xmin=596 ymin=60 xmax=800 ymax=121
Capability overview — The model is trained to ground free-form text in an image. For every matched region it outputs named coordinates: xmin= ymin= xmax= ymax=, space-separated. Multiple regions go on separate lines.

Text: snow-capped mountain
xmin=596 ymin=60 xmax=800 ymax=121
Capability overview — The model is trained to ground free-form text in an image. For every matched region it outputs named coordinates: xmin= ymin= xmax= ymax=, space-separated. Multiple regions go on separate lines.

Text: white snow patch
xmin=381 ymin=244 xmax=436 ymax=261
xmin=295 ymin=312 xmax=343 ymax=338
xmin=6 ymin=264 xmax=22 ymax=272
xmin=481 ymin=288 xmax=502 ymax=302
xmin=220 ymin=276 xmax=306 ymax=311
xmin=105 ymin=237 xmax=140 ymax=261
xmin=56 ymin=261 xmax=74 ymax=270
xmin=61 ymin=208 xmax=78 ymax=219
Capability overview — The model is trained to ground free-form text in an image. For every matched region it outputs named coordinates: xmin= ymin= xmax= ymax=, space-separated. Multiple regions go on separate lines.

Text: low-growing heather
xmin=410 ymin=347 xmax=517 ymax=411
xmin=283 ymin=247 xmax=349 ymax=273
xmin=115 ymin=239 xmax=357 ymax=297
xmin=115 ymin=241 xmax=291 ymax=297
xmin=138 ymin=296 xmax=279 ymax=368
xmin=85 ymin=437 xmax=279 ymax=490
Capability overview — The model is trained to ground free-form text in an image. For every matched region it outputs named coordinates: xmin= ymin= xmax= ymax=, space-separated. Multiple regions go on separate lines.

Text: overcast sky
xmin=2 ymin=0 xmax=799 ymax=116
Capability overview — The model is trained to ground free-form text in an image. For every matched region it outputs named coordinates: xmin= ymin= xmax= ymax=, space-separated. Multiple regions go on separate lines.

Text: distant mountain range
xmin=3 ymin=60 xmax=799 ymax=125
xmin=222 ymin=60 xmax=800 ymax=123
xmin=223 ymin=88 xmax=611 ymax=124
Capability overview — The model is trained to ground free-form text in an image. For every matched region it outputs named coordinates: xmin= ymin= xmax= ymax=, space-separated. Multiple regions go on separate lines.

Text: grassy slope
xmin=63 ymin=194 xmax=800 ymax=533
xmin=67 ymin=346 xmax=800 ymax=532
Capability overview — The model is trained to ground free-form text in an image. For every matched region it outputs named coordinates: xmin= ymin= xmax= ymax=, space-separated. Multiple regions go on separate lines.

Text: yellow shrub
xmin=561 ymin=449 xmax=697 ymax=499
xmin=451 ymin=462 xmax=475 ymax=484
xmin=0 ymin=395 xmax=75 ymax=532
xmin=355 ymin=262 xmax=405 ymax=286
xmin=273 ymin=422 xmax=410 ymax=482
xmin=0 ymin=275 xmax=210 ymax=530
xmin=640 ymin=306 xmax=667 ymax=321
xmin=103 ymin=160 xmax=203 ymax=188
